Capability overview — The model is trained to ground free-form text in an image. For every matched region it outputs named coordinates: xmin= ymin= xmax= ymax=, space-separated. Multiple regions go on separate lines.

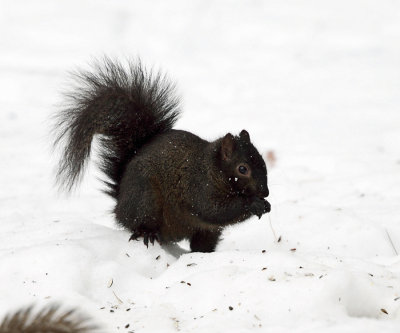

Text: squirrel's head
xmin=219 ymin=130 xmax=269 ymax=199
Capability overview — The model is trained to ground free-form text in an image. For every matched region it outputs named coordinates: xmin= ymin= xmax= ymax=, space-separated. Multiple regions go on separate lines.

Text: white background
xmin=1 ymin=1 xmax=400 ymax=332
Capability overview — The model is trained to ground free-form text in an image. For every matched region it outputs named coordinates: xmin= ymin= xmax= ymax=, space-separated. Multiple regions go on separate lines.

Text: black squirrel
xmin=53 ymin=58 xmax=271 ymax=252
xmin=0 ymin=305 xmax=97 ymax=332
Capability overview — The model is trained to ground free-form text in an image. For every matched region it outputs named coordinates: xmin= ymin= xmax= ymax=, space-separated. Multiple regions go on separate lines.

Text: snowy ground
xmin=1 ymin=1 xmax=400 ymax=332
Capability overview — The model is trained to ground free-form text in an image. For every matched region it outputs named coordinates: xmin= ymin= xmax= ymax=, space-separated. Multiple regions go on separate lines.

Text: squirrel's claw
xmin=143 ymin=234 xmax=149 ymax=248
xmin=249 ymin=197 xmax=271 ymax=219
xmin=149 ymin=234 xmax=156 ymax=245
xmin=264 ymin=200 xmax=271 ymax=214
xmin=129 ymin=231 xmax=141 ymax=242
xmin=128 ymin=229 xmax=162 ymax=248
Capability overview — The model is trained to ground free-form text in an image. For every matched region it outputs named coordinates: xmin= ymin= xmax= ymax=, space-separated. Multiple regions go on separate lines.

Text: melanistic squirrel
xmin=53 ymin=58 xmax=271 ymax=252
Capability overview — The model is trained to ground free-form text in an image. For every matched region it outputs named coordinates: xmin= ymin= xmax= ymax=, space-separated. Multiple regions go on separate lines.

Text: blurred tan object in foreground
xmin=0 ymin=305 xmax=98 ymax=333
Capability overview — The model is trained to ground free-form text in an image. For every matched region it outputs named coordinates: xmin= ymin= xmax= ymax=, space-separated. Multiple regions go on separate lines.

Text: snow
xmin=1 ymin=0 xmax=400 ymax=332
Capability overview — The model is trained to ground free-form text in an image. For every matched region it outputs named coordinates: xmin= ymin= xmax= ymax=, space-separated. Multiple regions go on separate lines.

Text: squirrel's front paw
xmin=249 ymin=198 xmax=271 ymax=219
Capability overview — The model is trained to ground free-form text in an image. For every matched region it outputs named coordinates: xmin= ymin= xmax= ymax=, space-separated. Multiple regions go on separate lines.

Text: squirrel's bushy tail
xmin=53 ymin=58 xmax=181 ymax=197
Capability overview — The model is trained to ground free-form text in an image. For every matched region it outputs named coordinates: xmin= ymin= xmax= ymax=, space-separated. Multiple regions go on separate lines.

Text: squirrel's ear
xmin=221 ymin=133 xmax=234 ymax=161
xmin=239 ymin=129 xmax=250 ymax=142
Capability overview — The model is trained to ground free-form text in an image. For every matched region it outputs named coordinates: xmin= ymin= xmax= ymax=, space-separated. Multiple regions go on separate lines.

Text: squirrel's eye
xmin=238 ymin=165 xmax=248 ymax=175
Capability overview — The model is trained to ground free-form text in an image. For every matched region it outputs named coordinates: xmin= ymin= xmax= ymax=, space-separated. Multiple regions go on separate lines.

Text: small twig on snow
xmin=385 ymin=229 xmax=398 ymax=256
xmin=112 ymin=290 xmax=124 ymax=304
xmin=268 ymin=215 xmax=278 ymax=242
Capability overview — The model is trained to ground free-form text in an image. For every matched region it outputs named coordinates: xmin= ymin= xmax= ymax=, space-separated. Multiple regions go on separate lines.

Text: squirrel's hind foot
xmin=129 ymin=228 xmax=162 ymax=248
